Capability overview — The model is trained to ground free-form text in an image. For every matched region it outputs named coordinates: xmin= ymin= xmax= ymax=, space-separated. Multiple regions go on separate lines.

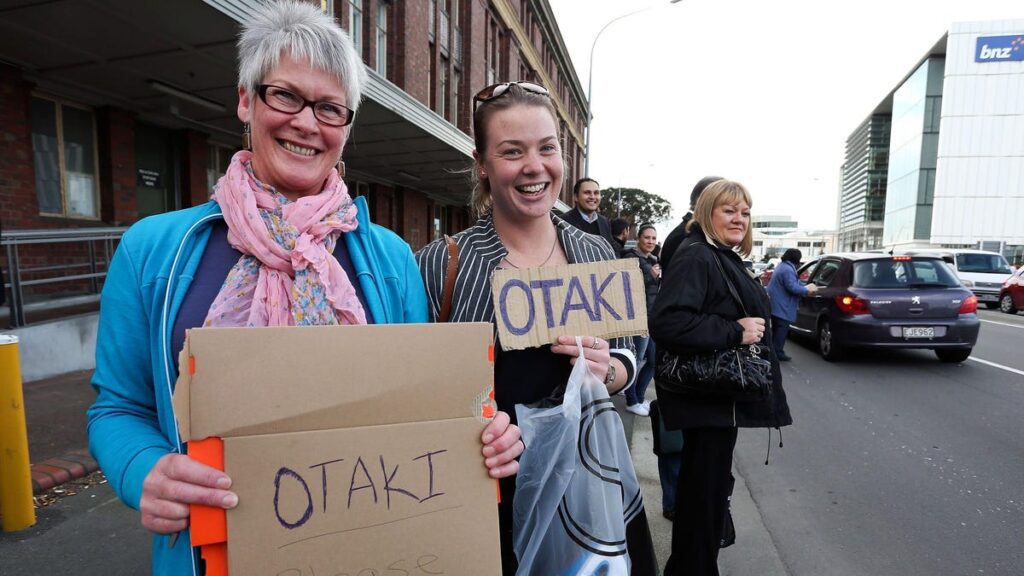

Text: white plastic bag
xmin=513 ymin=337 xmax=645 ymax=575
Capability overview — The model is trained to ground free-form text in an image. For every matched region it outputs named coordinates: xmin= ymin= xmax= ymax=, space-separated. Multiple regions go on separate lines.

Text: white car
xmin=903 ymin=249 xmax=1013 ymax=309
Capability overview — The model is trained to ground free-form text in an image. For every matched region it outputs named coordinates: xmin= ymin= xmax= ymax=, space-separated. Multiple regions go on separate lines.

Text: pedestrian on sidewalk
xmin=659 ymin=175 xmax=723 ymax=272
xmin=611 ymin=217 xmax=631 ymax=255
xmin=560 ymin=177 xmax=618 ymax=248
xmin=650 ymin=175 xmax=717 ymax=521
xmin=86 ymin=3 xmax=521 ymax=574
xmin=766 ymin=248 xmax=817 ymax=361
xmin=416 ymin=81 xmax=655 ymax=575
xmin=651 ymin=180 xmax=793 ymax=576
xmin=622 ymin=223 xmax=661 ymax=417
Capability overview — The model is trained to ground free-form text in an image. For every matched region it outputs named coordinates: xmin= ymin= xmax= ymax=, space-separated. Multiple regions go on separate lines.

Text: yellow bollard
xmin=0 ymin=334 xmax=36 ymax=532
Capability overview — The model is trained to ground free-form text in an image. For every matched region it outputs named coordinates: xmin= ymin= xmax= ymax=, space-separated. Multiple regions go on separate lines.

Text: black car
xmin=788 ymin=253 xmax=980 ymax=362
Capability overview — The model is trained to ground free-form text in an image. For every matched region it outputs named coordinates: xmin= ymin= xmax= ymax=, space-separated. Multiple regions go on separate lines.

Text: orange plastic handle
xmin=187 ymin=437 xmax=229 ymax=575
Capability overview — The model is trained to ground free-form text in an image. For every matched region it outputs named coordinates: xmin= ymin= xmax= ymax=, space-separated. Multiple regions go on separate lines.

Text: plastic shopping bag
xmin=513 ymin=338 xmax=645 ymax=575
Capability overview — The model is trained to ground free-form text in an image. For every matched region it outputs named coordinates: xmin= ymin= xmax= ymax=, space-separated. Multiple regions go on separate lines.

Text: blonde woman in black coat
xmin=650 ymin=180 xmax=793 ymax=576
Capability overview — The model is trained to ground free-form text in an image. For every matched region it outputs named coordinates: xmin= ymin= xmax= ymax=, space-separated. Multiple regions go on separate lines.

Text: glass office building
xmin=840 ymin=19 xmax=1024 ymax=264
xmin=882 ymin=57 xmax=944 ymax=247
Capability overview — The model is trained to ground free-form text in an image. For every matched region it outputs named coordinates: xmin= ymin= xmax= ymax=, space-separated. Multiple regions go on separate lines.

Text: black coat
xmin=649 ymin=226 xmax=792 ymax=431
xmin=559 ymin=208 xmax=616 ymax=249
xmin=659 ymin=212 xmax=693 ymax=272
xmin=621 ymin=247 xmax=660 ymax=313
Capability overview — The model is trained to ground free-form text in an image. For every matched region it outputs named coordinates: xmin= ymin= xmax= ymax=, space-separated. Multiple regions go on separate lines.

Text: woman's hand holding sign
xmin=551 ymin=335 xmax=626 ymax=394
xmin=481 ymin=411 xmax=524 ymax=478
xmin=140 ymin=453 xmax=238 ymax=534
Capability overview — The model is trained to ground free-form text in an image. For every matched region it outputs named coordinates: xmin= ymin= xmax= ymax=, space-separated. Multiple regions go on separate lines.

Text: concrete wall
xmin=3 ymin=313 xmax=97 ymax=382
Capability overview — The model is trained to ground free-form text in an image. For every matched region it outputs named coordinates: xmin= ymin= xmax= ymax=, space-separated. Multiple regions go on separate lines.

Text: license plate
xmin=978 ymin=294 xmax=998 ymax=301
xmin=903 ymin=327 xmax=935 ymax=338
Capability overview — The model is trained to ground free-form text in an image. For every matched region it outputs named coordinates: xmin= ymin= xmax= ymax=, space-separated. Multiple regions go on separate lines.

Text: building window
xmin=433 ymin=204 xmax=449 ymax=241
xmin=348 ymin=0 xmax=363 ymax=54
xmin=428 ymin=52 xmax=435 ymax=110
xmin=453 ymin=68 xmax=461 ymax=127
xmin=207 ymin=144 xmax=236 ymax=192
xmin=30 ymin=97 xmax=100 ymax=218
xmin=486 ymin=16 xmax=503 ymax=86
xmin=428 ymin=0 xmax=435 ymax=41
xmin=439 ymin=55 xmax=449 ymax=117
xmin=375 ymin=1 xmax=388 ymax=76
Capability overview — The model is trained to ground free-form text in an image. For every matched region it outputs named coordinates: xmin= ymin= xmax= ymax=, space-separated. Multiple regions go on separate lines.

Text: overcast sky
xmin=549 ymin=0 xmax=1022 ymax=239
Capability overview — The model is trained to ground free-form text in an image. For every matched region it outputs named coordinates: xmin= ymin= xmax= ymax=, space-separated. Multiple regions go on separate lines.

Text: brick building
xmin=0 ymin=0 xmax=587 ymax=327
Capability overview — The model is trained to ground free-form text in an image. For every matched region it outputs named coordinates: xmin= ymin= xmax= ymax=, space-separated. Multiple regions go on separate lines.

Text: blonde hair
xmin=687 ymin=179 xmax=754 ymax=257
xmin=469 ymin=84 xmax=560 ymax=217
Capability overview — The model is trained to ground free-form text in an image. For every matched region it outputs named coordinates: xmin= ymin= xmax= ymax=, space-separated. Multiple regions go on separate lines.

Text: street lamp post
xmin=583 ymin=0 xmax=682 ymax=177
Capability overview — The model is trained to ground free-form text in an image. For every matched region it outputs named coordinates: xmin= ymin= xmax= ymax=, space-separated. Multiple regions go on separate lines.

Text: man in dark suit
xmin=659 ymin=175 xmax=723 ymax=271
xmin=610 ymin=218 xmax=630 ymax=256
xmin=560 ymin=177 xmax=616 ymax=248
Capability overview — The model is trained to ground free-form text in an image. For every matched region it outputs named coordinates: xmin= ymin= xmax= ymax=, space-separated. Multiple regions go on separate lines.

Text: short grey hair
xmin=237 ymin=0 xmax=367 ymax=113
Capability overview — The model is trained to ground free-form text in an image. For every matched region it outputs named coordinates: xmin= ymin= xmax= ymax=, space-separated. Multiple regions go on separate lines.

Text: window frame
xmin=810 ymin=259 xmax=843 ymax=287
xmin=348 ymin=0 xmax=363 ymax=54
xmin=375 ymin=1 xmax=389 ymax=77
xmin=206 ymin=143 xmax=237 ymax=192
xmin=31 ymin=94 xmax=102 ymax=220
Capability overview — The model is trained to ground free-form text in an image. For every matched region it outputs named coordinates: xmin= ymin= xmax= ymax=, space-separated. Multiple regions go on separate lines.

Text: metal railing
xmin=1 ymin=227 xmax=125 ymax=328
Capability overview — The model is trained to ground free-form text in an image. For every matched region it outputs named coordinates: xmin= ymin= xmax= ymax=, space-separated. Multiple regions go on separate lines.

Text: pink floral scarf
xmin=203 ymin=151 xmax=367 ymax=327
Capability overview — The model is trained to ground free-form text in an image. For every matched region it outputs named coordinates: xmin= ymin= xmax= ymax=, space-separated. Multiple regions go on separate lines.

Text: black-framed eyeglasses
xmin=256 ymin=84 xmax=355 ymax=127
xmin=473 ymin=82 xmax=550 ymax=105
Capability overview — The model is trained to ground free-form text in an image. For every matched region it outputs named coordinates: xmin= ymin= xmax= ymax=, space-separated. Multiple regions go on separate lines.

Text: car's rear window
xmin=956 ymin=253 xmax=1012 ymax=274
xmin=852 ymin=258 xmax=961 ymax=289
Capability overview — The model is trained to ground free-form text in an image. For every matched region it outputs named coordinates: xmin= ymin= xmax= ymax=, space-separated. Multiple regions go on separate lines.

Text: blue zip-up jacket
xmin=86 ymin=197 xmax=427 ymax=575
xmin=766 ymin=260 xmax=809 ymax=322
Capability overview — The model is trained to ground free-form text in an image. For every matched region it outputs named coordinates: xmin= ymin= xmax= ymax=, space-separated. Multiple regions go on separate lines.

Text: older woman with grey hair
xmin=87 ymin=3 xmax=521 ymax=573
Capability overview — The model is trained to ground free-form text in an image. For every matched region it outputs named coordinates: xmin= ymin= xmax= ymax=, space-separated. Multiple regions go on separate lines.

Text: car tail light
xmin=892 ymin=255 xmax=912 ymax=261
xmin=959 ymin=295 xmax=978 ymax=314
xmin=836 ymin=294 xmax=871 ymax=315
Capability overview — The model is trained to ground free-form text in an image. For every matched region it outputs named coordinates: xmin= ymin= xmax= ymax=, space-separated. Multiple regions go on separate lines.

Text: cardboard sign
xmin=491 ymin=259 xmax=648 ymax=350
xmin=173 ymin=323 xmax=501 ymax=576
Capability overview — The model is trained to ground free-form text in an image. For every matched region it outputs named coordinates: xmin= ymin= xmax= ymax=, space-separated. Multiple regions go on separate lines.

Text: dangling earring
xmin=241 ymin=123 xmax=251 ymax=151
xmin=336 ymin=158 xmax=346 ymax=178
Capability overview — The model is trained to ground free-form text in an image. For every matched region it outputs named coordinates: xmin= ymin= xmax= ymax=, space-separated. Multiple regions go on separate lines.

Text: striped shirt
xmin=416 ymin=212 xmax=637 ymax=389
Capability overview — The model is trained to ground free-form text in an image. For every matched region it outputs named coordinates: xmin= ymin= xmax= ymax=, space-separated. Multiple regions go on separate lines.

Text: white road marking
xmin=979 ymin=318 xmax=1024 ymax=329
xmin=967 ymin=356 xmax=1024 ymax=377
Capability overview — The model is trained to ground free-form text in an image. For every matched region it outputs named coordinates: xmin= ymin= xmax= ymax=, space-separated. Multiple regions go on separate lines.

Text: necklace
xmin=501 ymin=233 xmax=558 ymax=269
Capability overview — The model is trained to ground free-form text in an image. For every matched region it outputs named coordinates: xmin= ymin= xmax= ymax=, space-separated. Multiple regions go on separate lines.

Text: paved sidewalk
xmin=19 ymin=370 xmax=100 ymax=493
xmin=1 ymin=370 xmax=788 ymax=575
xmin=626 ymin=401 xmax=789 ymax=575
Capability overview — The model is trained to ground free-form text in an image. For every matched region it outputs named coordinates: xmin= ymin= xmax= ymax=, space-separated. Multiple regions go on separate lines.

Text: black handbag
xmin=655 ymin=245 xmax=773 ymax=402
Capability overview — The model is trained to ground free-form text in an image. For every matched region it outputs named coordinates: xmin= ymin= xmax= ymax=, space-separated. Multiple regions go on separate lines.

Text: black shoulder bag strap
xmin=706 ymin=246 xmax=751 ymax=318
xmin=706 ymin=245 xmax=774 ymax=345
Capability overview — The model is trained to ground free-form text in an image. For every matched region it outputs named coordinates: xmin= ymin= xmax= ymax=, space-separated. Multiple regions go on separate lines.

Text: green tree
xmin=599 ymin=187 xmax=673 ymax=226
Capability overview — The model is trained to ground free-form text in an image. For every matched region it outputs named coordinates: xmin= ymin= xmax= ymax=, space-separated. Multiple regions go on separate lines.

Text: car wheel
xmin=936 ymin=348 xmax=972 ymax=363
xmin=818 ymin=318 xmax=844 ymax=362
xmin=1000 ymin=294 xmax=1018 ymax=315
xmin=984 ymin=302 xmax=1000 ymax=310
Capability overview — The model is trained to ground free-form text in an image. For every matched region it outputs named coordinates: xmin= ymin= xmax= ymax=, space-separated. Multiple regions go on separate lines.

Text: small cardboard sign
xmin=173 ymin=323 xmax=501 ymax=576
xmin=490 ymin=259 xmax=648 ymax=350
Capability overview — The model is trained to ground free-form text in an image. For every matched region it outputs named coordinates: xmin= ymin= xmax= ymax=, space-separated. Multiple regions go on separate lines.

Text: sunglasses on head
xmin=473 ymin=82 xmax=550 ymax=105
